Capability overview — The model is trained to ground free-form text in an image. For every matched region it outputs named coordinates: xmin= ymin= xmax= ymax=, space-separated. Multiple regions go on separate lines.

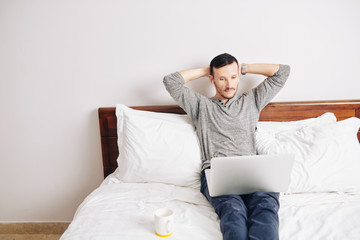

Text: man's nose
xmin=225 ymin=80 xmax=232 ymax=88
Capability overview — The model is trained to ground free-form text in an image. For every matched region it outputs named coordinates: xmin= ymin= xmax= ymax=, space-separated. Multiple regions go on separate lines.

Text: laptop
xmin=205 ymin=154 xmax=295 ymax=197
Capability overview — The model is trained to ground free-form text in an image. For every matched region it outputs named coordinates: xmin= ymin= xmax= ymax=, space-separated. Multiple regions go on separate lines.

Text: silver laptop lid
xmin=206 ymin=154 xmax=295 ymax=196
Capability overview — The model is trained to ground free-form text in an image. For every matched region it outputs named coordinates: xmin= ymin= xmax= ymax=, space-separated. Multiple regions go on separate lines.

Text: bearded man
xmin=163 ymin=53 xmax=290 ymax=240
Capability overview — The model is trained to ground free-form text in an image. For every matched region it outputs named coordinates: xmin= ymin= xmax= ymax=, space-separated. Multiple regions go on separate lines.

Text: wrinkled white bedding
xmin=61 ymin=174 xmax=360 ymax=240
xmin=279 ymin=192 xmax=360 ymax=239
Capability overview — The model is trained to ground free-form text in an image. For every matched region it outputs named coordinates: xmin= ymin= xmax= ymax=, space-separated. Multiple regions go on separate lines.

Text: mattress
xmin=61 ymin=174 xmax=360 ymax=240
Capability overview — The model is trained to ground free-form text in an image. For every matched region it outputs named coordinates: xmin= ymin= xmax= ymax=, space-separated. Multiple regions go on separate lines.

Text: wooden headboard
xmin=98 ymin=100 xmax=360 ymax=178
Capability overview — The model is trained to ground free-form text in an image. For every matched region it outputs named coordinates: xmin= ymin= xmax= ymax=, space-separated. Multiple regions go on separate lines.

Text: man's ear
xmin=209 ymin=75 xmax=214 ymax=84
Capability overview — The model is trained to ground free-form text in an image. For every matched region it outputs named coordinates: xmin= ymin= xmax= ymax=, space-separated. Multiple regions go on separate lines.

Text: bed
xmin=61 ymin=100 xmax=360 ymax=240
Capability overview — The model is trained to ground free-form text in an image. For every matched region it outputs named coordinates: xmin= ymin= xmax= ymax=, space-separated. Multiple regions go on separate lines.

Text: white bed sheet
xmin=61 ymin=174 xmax=360 ymax=240
xmin=279 ymin=192 xmax=360 ymax=239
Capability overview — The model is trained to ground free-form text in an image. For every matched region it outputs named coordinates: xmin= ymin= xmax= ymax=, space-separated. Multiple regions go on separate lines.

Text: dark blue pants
xmin=200 ymin=170 xmax=280 ymax=240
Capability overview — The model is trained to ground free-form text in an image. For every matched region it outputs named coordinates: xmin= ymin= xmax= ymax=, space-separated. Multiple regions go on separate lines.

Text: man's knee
xmin=214 ymin=196 xmax=247 ymax=217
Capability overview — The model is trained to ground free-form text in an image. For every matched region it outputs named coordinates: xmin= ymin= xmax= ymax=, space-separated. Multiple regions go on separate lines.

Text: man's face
xmin=209 ymin=62 xmax=239 ymax=103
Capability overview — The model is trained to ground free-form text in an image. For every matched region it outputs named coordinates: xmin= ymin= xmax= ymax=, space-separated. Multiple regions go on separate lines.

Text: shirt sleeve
xmin=252 ymin=64 xmax=291 ymax=111
xmin=163 ymin=72 xmax=202 ymax=124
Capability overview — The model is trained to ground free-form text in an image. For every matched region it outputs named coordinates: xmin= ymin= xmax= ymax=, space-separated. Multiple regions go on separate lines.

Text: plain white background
xmin=0 ymin=0 xmax=359 ymax=221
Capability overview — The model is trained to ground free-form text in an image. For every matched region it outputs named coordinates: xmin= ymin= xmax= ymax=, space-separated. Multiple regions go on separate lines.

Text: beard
xmin=218 ymin=87 xmax=237 ymax=100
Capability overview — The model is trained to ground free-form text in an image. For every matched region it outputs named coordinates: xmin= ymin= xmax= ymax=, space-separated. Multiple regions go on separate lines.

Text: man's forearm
xmin=179 ymin=66 xmax=210 ymax=83
xmin=243 ymin=64 xmax=280 ymax=77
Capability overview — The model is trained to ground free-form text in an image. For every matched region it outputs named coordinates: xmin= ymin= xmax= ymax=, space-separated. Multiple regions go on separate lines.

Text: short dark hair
xmin=210 ymin=53 xmax=238 ymax=76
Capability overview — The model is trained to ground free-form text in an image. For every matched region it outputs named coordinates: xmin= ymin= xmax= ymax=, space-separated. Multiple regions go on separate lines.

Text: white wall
xmin=0 ymin=0 xmax=359 ymax=222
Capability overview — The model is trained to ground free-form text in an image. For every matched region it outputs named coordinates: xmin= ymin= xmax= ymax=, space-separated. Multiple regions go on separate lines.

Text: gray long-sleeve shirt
xmin=163 ymin=64 xmax=290 ymax=170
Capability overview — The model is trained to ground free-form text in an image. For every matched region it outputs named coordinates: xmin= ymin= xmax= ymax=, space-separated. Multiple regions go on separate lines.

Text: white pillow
xmin=256 ymin=117 xmax=360 ymax=193
xmin=115 ymin=104 xmax=202 ymax=188
xmin=257 ymin=112 xmax=336 ymax=132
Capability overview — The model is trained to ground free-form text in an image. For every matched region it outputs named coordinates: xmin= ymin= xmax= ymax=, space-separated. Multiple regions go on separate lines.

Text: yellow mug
xmin=154 ymin=208 xmax=174 ymax=237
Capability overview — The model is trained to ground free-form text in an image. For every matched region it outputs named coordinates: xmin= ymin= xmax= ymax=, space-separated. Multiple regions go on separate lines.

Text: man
xmin=163 ymin=53 xmax=290 ymax=240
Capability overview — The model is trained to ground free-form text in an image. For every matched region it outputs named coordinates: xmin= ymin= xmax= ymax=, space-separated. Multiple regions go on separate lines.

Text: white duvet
xmin=61 ymin=174 xmax=360 ymax=240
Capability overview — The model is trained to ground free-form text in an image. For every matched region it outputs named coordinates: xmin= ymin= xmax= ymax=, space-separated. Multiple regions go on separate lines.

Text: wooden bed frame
xmin=98 ymin=100 xmax=360 ymax=178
